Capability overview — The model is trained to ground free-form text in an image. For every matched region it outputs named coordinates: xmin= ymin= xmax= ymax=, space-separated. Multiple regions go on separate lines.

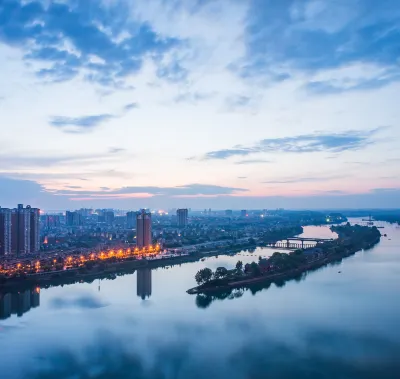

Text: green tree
xmin=195 ymin=268 xmax=213 ymax=285
xmin=214 ymin=267 xmax=228 ymax=279
xmin=250 ymin=262 xmax=261 ymax=276
xmin=235 ymin=260 xmax=243 ymax=272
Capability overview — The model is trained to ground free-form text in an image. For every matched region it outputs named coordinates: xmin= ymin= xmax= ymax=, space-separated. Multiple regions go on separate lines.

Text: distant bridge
xmin=264 ymin=237 xmax=334 ymax=250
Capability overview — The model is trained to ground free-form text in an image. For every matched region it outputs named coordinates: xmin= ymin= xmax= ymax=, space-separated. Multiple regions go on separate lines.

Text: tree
xmin=250 ymin=262 xmax=261 ymax=276
xmin=214 ymin=267 xmax=228 ymax=279
xmin=195 ymin=268 xmax=213 ymax=285
xmin=235 ymin=260 xmax=243 ymax=272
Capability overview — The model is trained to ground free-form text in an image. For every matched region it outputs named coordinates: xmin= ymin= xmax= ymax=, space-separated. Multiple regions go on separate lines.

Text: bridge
xmin=264 ymin=237 xmax=334 ymax=249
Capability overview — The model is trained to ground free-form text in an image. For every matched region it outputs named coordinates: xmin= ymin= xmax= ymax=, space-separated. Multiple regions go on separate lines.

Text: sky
xmin=0 ymin=0 xmax=400 ymax=210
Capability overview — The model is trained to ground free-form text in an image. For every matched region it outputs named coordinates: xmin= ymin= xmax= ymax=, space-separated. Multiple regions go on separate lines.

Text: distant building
xmin=105 ymin=211 xmax=115 ymax=225
xmin=126 ymin=211 xmax=138 ymax=228
xmin=66 ymin=211 xmax=82 ymax=226
xmin=77 ymin=208 xmax=93 ymax=217
xmin=136 ymin=210 xmax=152 ymax=249
xmin=240 ymin=210 xmax=247 ymax=217
xmin=44 ymin=215 xmax=60 ymax=228
xmin=177 ymin=208 xmax=188 ymax=228
xmin=225 ymin=210 xmax=233 ymax=216
xmin=137 ymin=268 xmax=152 ymax=299
xmin=0 ymin=208 xmax=11 ymax=256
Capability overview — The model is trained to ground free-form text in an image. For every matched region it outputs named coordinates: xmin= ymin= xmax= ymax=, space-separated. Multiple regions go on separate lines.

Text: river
xmin=0 ymin=219 xmax=399 ymax=378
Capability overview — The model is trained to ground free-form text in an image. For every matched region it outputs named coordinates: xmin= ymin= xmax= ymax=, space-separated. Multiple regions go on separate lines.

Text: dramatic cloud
xmin=0 ymin=0 xmax=182 ymax=87
xmin=201 ymin=128 xmax=386 ymax=160
xmin=239 ymin=0 xmax=400 ymax=86
xmin=1 ymin=0 xmax=399 ymax=209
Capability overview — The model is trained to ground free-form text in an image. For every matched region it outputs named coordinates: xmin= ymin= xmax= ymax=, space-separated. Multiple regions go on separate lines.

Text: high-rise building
xmin=29 ymin=206 xmax=40 ymax=253
xmin=136 ymin=210 xmax=152 ymax=249
xmin=225 ymin=210 xmax=233 ymax=216
xmin=126 ymin=211 xmax=138 ymax=228
xmin=177 ymin=208 xmax=188 ymax=228
xmin=240 ymin=210 xmax=247 ymax=217
xmin=137 ymin=268 xmax=152 ymax=299
xmin=66 ymin=211 xmax=82 ymax=226
xmin=1 ymin=205 xmax=40 ymax=256
xmin=11 ymin=204 xmax=35 ymax=255
xmin=0 ymin=208 xmax=12 ymax=256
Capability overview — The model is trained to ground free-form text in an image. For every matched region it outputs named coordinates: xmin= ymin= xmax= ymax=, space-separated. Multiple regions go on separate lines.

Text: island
xmin=187 ymin=224 xmax=381 ymax=295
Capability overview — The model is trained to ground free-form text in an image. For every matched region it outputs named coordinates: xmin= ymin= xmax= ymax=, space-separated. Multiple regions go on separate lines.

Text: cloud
xmin=235 ymin=159 xmax=272 ymax=165
xmin=108 ymin=147 xmax=126 ymax=154
xmin=237 ymin=176 xmax=247 ymax=179
xmin=156 ymin=60 xmax=188 ymax=82
xmin=174 ymin=92 xmax=216 ymax=104
xmin=262 ymin=175 xmax=346 ymax=184
xmin=203 ymin=149 xmax=254 ymax=160
xmin=53 ymin=183 xmax=249 ymax=198
xmin=124 ymin=102 xmax=139 ymax=111
xmin=238 ymin=0 xmax=400 ymax=90
xmin=49 ymin=100 xmax=139 ymax=133
xmin=49 ymin=114 xmax=115 ymax=133
xmin=0 ymin=0 xmax=182 ymax=87
xmin=225 ymin=95 xmax=252 ymax=109
xmin=201 ymin=127 xmax=386 ymax=160
xmin=0 ymin=150 xmax=122 ymax=170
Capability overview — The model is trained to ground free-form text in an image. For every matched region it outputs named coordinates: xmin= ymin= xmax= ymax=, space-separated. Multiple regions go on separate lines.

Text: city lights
xmin=0 ymin=244 xmax=164 ymax=278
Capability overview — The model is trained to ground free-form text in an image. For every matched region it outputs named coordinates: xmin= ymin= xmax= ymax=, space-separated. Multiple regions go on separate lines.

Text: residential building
xmin=241 ymin=210 xmax=247 ymax=217
xmin=126 ymin=211 xmax=138 ymax=228
xmin=29 ymin=206 xmax=40 ymax=253
xmin=105 ymin=211 xmax=115 ymax=225
xmin=11 ymin=204 xmax=31 ymax=255
xmin=66 ymin=211 xmax=82 ymax=226
xmin=0 ymin=208 xmax=11 ymax=256
xmin=177 ymin=208 xmax=188 ymax=228
xmin=136 ymin=210 xmax=152 ymax=249
xmin=44 ymin=215 xmax=60 ymax=228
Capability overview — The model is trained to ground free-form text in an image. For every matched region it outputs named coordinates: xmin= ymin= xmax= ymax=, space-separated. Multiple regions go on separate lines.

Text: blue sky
xmin=0 ymin=0 xmax=399 ymax=210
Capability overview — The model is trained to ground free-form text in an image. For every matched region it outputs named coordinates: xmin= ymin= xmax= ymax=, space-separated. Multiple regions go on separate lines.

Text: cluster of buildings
xmin=0 ymin=204 xmax=40 ymax=256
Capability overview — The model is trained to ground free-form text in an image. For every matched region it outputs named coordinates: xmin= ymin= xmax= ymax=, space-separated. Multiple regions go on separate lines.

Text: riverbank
xmin=0 ymin=227 xmax=302 ymax=291
xmin=0 ymin=245 xmax=253 ymax=291
xmin=187 ymin=225 xmax=381 ymax=295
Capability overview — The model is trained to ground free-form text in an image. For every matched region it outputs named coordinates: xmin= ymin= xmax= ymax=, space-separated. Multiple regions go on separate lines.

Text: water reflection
xmin=1 ymin=221 xmax=400 ymax=379
xmin=137 ymin=268 xmax=152 ymax=300
xmin=0 ymin=287 xmax=40 ymax=320
xmin=20 ymin=328 xmax=400 ymax=379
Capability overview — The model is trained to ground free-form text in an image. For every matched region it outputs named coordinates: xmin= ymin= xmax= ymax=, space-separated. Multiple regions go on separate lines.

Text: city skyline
xmin=1 ymin=0 xmax=400 ymax=209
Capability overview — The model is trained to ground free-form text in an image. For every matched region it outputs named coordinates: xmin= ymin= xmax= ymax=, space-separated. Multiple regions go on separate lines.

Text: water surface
xmin=1 ymin=221 xmax=399 ymax=379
